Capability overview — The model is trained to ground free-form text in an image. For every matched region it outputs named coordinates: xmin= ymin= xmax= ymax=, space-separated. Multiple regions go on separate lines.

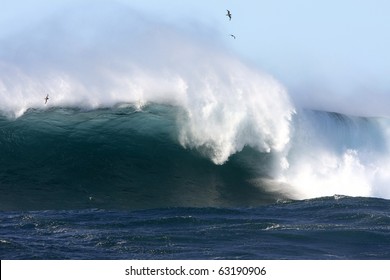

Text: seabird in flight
xmin=230 ymin=34 xmax=236 ymax=39
xmin=226 ymin=9 xmax=232 ymax=20
xmin=44 ymin=94 xmax=49 ymax=104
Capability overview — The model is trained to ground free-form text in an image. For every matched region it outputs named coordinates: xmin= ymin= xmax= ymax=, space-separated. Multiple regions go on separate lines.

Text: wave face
xmin=0 ymin=105 xmax=289 ymax=210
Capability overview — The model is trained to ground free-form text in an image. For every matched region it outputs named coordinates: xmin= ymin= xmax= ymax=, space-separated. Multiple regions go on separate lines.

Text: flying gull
xmin=226 ymin=9 xmax=232 ymax=20
xmin=230 ymin=34 xmax=236 ymax=39
xmin=44 ymin=94 xmax=49 ymax=104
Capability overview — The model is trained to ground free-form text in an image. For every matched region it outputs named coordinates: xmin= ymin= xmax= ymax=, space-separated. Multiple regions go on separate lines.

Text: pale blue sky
xmin=1 ymin=0 xmax=390 ymax=115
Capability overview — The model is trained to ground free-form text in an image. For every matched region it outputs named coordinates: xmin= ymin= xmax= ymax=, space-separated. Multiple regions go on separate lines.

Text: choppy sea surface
xmin=1 ymin=196 xmax=390 ymax=259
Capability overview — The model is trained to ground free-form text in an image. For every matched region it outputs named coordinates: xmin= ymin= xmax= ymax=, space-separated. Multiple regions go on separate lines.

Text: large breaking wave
xmin=1 ymin=1 xmax=389 ymax=210
xmin=0 ymin=1 xmax=293 ymax=165
xmin=1 ymin=105 xmax=390 ymax=210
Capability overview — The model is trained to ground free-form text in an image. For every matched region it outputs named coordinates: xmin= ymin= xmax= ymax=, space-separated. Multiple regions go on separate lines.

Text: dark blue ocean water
xmin=1 ymin=196 xmax=390 ymax=260
xmin=1 ymin=107 xmax=390 ymax=259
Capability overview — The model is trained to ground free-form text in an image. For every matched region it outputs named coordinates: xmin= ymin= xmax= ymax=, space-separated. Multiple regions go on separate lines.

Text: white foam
xmin=177 ymin=55 xmax=294 ymax=164
xmin=276 ymin=111 xmax=390 ymax=200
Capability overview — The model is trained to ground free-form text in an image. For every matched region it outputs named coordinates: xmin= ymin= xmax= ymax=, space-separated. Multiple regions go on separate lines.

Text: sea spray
xmin=277 ymin=110 xmax=390 ymax=199
xmin=0 ymin=1 xmax=295 ymax=165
